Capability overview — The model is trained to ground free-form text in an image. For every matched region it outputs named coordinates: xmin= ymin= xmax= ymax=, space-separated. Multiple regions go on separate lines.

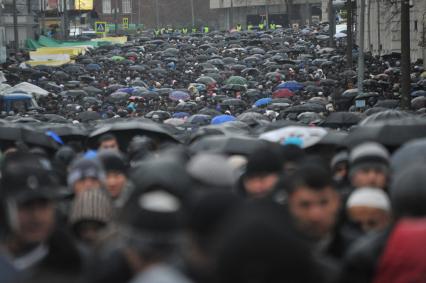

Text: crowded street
xmin=1 ymin=15 xmax=426 ymax=283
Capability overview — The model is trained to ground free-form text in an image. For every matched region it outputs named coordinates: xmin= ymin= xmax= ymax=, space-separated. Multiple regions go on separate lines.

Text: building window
xmin=102 ymin=0 xmax=111 ymax=14
xmin=414 ymin=20 xmax=418 ymax=31
xmin=122 ymin=0 xmax=131 ymax=14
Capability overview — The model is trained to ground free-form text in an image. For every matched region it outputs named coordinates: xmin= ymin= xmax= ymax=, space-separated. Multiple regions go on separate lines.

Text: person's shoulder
xmin=345 ymin=227 xmax=392 ymax=263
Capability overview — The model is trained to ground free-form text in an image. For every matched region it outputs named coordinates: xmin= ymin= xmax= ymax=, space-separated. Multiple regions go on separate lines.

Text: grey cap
xmin=187 ymin=153 xmax=237 ymax=189
xmin=350 ymin=142 xmax=390 ymax=167
xmin=330 ymin=151 xmax=349 ymax=170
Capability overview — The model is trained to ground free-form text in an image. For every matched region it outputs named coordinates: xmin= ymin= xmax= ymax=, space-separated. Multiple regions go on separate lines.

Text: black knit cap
xmin=98 ymin=150 xmax=129 ymax=175
xmin=244 ymin=145 xmax=283 ymax=177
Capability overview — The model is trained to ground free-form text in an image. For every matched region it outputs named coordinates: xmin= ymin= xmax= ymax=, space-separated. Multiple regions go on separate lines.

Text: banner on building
xmin=76 ymin=0 xmax=94 ymax=10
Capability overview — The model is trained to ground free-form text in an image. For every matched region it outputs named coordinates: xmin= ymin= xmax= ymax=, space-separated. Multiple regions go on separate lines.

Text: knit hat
xmin=346 ymin=187 xmax=391 ymax=212
xmin=244 ymin=146 xmax=283 ymax=177
xmin=349 ymin=142 xmax=390 ymax=176
xmin=69 ymin=188 xmax=113 ymax=226
xmin=187 ymin=153 xmax=237 ymax=189
xmin=67 ymin=157 xmax=106 ymax=188
xmin=331 ymin=151 xmax=349 ymax=170
xmin=97 ymin=150 xmax=128 ymax=175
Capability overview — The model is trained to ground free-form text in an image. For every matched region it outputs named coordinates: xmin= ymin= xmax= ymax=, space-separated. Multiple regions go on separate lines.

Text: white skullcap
xmin=347 ymin=187 xmax=391 ymax=212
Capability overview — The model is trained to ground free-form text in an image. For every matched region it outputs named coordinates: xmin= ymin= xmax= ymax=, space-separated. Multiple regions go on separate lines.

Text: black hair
xmin=98 ymin=133 xmax=117 ymax=144
xmin=285 ymin=161 xmax=334 ymax=195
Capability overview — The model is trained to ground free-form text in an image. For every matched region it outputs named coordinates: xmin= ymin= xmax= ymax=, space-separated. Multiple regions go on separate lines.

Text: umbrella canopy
xmin=411 ymin=90 xmax=426 ymax=97
xmin=254 ymin=98 xmax=273 ymax=107
xmin=198 ymin=108 xmax=222 ymax=116
xmin=88 ymin=120 xmax=179 ymax=150
xmin=0 ymin=124 xmax=59 ymax=151
xmin=321 ymin=112 xmax=363 ymax=129
xmin=169 ymin=90 xmax=191 ymax=101
xmin=221 ymin=99 xmax=246 ymax=107
xmin=374 ymin=99 xmax=400 ymax=109
xmin=190 ymin=135 xmax=269 ymax=156
xmin=284 ymin=103 xmax=326 ymax=114
xmin=211 ymin=115 xmax=237 ymax=125
xmin=111 ymin=56 xmax=125 ymax=62
xmin=225 ymin=76 xmax=247 ymax=86
xmin=359 ymin=110 xmax=411 ymax=126
xmin=259 ymin=126 xmax=328 ymax=148
xmin=272 ymin=89 xmax=294 ymax=98
xmin=107 ymin=92 xmax=130 ymax=103
xmin=196 ymin=76 xmax=216 ymax=85
xmin=78 ymin=111 xmax=101 ymax=122
xmin=173 ymin=112 xmax=191 ymax=119
xmin=237 ymin=112 xmax=269 ymax=126
xmin=345 ymin=117 xmax=426 ymax=148
xmin=86 ymin=63 xmax=101 ymax=71
xmin=186 ymin=114 xmax=212 ymax=126
xmin=276 ymin=81 xmax=304 ymax=92
xmin=38 ymin=124 xmax=88 ymax=143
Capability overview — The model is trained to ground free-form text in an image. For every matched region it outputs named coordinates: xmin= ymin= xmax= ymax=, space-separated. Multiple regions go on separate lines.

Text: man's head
xmin=98 ymin=151 xmax=129 ymax=199
xmin=349 ymin=142 xmax=390 ymax=189
xmin=346 ymin=187 xmax=391 ymax=232
xmin=242 ymin=146 xmax=283 ymax=198
xmin=68 ymin=158 xmax=106 ymax=195
xmin=98 ymin=133 xmax=119 ymax=151
xmin=0 ymin=152 xmax=57 ymax=245
xmin=286 ymin=163 xmax=340 ymax=240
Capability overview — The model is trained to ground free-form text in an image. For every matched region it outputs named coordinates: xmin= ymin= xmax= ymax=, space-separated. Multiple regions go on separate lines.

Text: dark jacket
xmin=338 ymin=226 xmax=393 ymax=283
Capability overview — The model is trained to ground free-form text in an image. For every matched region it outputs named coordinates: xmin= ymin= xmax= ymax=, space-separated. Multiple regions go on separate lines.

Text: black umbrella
xmin=175 ymin=102 xmax=198 ymax=112
xmin=321 ymin=112 xmax=363 ymax=129
xmin=88 ymin=120 xmax=179 ymax=150
xmin=107 ymin=92 xmax=130 ymax=103
xmin=0 ymin=124 xmax=59 ymax=151
xmin=38 ymin=124 xmax=88 ymax=143
xmin=221 ymin=99 xmax=246 ymax=107
xmin=345 ymin=117 xmax=426 ymax=148
xmin=359 ymin=110 xmax=411 ymax=125
xmin=78 ymin=111 xmax=101 ymax=122
xmin=198 ymin=108 xmax=222 ymax=116
xmin=145 ymin=110 xmax=171 ymax=120
xmin=374 ymin=99 xmax=400 ymax=109
xmin=186 ymin=114 xmax=212 ymax=126
xmin=60 ymin=90 xmax=88 ymax=98
xmin=83 ymin=86 xmax=103 ymax=96
xmin=284 ymin=103 xmax=326 ymax=114
xmin=190 ymin=135 xmax=270 ymax=156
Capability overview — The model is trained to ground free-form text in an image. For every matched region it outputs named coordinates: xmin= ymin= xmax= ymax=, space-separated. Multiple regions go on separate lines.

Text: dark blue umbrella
xmin=187 ymin=114 xmax=212 ymax=126
xmin=211 ymin=115 xmax=237 ymax=125
xmin=173 ymin=112 xmax=190 ymax=119
xmin=118 ymin=87 xmax=135 ymax=94
xmin=276 ymin=81 xmax=304 ymax=92
xmin=170 ymin=90 xmax=190 ymax=101
xmin=411 ymin=90 xmax=426 ymax=97
xmin=86 ymin=63 xmax=101 ymax=71
xmin=254 ymin=97 xmax=273 ymax=107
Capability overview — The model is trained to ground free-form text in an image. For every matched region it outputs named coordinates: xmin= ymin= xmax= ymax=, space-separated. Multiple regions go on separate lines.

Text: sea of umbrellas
xmin=1 ymin=26 xmax=426 ymax=155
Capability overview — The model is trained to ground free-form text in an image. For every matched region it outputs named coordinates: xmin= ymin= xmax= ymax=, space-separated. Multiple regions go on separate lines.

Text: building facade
xmin=93 ymin=0 xmax=221 ymax=30
xmin=0 ymin=0 xmax=40 ymax=49
xmin=209 ymin=0 xmax=323 ymax=30
xmin=357 ymin=0 xmax=426 ymax=62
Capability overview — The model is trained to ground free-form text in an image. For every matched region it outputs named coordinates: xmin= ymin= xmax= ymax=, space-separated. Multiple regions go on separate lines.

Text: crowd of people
xmin=1 ymin=24 xmax=426 ymax=283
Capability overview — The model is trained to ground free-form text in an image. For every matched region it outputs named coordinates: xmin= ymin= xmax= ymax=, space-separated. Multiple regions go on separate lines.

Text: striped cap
xmin=70 ymin=189 xmax=113 ymax=225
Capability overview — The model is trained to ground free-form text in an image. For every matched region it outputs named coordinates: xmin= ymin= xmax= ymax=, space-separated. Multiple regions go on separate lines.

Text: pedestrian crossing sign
xmin=95 ymin=22 xmax=107 ymax=33
xmin=123 ymin=18 xmax=129 ymax=29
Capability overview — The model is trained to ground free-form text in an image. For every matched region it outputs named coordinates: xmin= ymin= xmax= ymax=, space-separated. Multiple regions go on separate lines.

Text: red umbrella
xmin=273 ymin=89 xmax=294 ymax=98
